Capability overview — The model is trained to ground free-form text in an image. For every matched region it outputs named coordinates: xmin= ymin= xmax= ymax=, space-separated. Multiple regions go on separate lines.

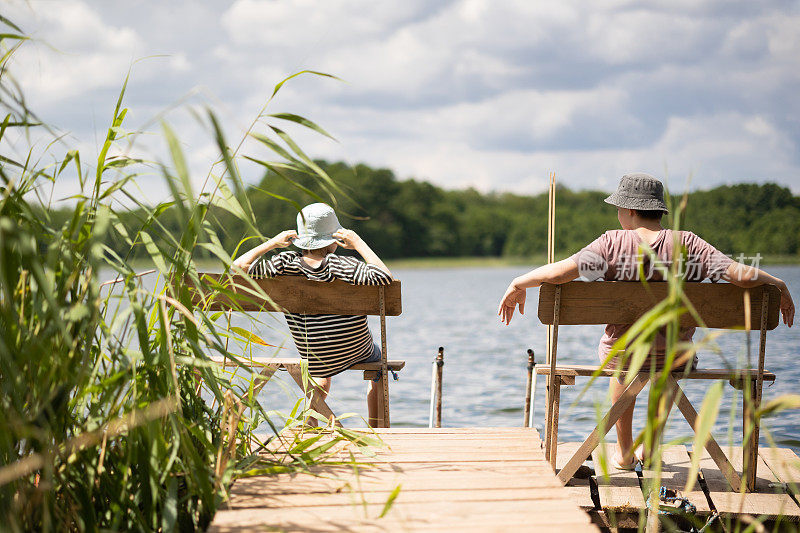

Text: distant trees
xmin=104 ymin=161 xmax=800 ymax=261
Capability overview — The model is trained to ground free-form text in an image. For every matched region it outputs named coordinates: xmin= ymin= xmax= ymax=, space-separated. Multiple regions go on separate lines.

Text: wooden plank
xmin=639 ymin=445 xmax=711 ymax=514
xmin=211 ymin=499 xmax=591 ymax=530
xmin=697 ymin=446 xmax=800 ymax=519
xmin=592 ymin=442 xmax=645 ymax=511
xmin=232 ymin=486 xmax=582 ymax=508
xmin=538 ymin=282 xmax=780 ymax=330
xmin=211 ymin=355 xmax=406 ymax=372
xmin=727 ymin=446 xmax=800 ymax=518
xmin=557 ymin=442 xmax=596 ymax=510
xmin=211 ymin=509 xmax=596 ymax=533
xmin=212 ymin=515 xmax=600 ymax=533
xmin=211 ymin=429 xmax=597 ymax=532
xmin=761 ymin=447 xmax=800 ymax=494
xmin=536 ymin=365 xmax=776 ymax=382
xmin=357 ymin=433 xmax=542 ymax=441
xmin=230 ymin=470 xmax=568 ymax=497
xmin=187 ymin=273 xmax=402 ymax=316
xmin=367 ymin=427 xmax=542 ymax=434
xmin=358 ymin=444 xmax=547 ymax=455
xmin=328 ymin=451 xmax=550 ymax=463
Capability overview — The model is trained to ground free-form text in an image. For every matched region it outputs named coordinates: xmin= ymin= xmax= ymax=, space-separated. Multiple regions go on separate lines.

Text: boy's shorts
xmin=349 ymin=342 xmax=382 ymax=382
xmin=355 ymin=342 xmax=381 ymax=365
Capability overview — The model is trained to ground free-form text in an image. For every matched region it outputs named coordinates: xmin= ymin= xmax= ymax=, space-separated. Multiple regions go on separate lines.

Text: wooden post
xmin=549 ymin=378 xmax=561 ymax=470
xmin=742 ymin=289 xmax=754 ymax=491
xmin=747 ymin=291 xmax=769 ymax=490
xmin=378 ymin=286 xmax=390 ymax=428
xmin=523 ymin=349 xmax=535 ymax=427
xmin=544 ymin=172 xmax=556 ymax=455
xmin=435 ymin=346 xmax=444 ymax=428
xmin=546 ymin=284 xmax=561 ymax=467
xmin=743 ymin=380 xmax=757 ymax=491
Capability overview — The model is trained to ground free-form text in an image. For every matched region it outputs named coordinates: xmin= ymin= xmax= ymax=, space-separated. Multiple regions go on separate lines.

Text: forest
xmin=96 ymin=161 xmax=800 ymax=262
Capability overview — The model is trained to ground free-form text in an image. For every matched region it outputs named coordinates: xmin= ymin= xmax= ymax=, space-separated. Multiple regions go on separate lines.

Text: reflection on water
xmin=105 ymin=265 xmax=800 ymax=451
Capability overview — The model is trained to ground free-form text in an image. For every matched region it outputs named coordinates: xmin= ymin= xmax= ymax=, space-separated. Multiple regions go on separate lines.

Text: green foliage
xmin=0 ymin=17 xmax=377 ymax=532
xmin=90 ymin=161 xmax=800 ymax=263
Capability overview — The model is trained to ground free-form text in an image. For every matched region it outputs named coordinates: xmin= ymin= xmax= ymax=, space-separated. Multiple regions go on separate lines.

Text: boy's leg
xmin=367 ymin=380 xmax=378 ymax=428
xmin=610 ymin=377 xmax=636 ymax=464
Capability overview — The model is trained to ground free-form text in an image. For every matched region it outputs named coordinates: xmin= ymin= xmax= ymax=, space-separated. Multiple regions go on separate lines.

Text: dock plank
xmin=696 ymin=446 xmax=800 ymax=519
xmin=211 ymin=428 xmax=597 ymax=532
xmin=761 ymin=447 xmax=800 ymax=494
xmin=557 ymin=442 xmax=596 ymax=510
xmin=592 ymin=442 xmax=645 ymax=510
xmin=212 ymin=504 xmax=598 ymax=533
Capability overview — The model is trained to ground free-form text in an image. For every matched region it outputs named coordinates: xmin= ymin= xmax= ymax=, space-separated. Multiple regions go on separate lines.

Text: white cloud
xmin=3 ymin=0 xmax=800 ymax=204
xmin=222 ymin=0 xmax=432 ymax=48
xmin=9 ymin=1 xmax=143 ymax=104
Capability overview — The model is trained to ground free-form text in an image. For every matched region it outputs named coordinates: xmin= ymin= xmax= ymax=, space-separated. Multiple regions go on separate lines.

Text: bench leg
xmin=376 ymin=369 xmax=390 ymax=428
xmin=548 ymin=380 xmax=561 ymax=470
xmin=666 ymin=375 xmax=742 ymax=490
xmin=744 ymin=380 xmax=759 ymax=491
xmin=251 ymin=364 xmax=279 ymax=396
xmin=285 ymin=365 xmax=342 ymax=428
xmin=557 ymin=374 xmax=649 ymax=484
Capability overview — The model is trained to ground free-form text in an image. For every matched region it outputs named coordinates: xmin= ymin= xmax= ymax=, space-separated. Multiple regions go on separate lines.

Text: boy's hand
xmin=270 ymin=230 xmax=297 ymax=248
xmin=498 ymin=283 xmax=526 ymax=325
xmin=332 ymin=229 xmax=362 ymax=250
xmin=780 ymin=284 xmax=795 ymax=327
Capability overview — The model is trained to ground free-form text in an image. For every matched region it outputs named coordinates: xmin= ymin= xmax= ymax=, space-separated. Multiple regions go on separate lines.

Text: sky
xmin=4 ymin=0 xmax=800 ymax=203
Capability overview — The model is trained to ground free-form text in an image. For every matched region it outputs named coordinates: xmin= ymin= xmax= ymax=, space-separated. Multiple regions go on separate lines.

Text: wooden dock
xmin=556 ymin=441 xmax=800 ymax=530
xmin=209 ymin=428 xmax=598 ymax=532
xmin=208 ymin=428 xmax=800 ymax=531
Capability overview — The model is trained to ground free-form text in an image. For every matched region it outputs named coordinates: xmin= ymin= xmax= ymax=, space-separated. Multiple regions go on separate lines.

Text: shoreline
xmin=128 ymin=254 xmax=800 ymax=272
xmin=385 ymin=254 xmax=800 ymax=269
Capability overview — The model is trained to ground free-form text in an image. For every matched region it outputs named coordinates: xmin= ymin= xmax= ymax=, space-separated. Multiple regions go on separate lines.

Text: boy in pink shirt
xmin=498 ymin=173 xmax=795 ymax=468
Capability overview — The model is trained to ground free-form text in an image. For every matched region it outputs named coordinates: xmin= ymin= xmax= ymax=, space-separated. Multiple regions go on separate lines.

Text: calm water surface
xmin=107 ymin=265 xmax=800 ymax=450
xmin=241 ymin=265 xmax=800 ymax=450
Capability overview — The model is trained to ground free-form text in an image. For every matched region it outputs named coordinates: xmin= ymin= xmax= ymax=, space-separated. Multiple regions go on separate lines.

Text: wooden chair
xmin=186 ymin=273 xmax=404 ymax=428
xmin=536 ymin=281 xmax=780 ymax=492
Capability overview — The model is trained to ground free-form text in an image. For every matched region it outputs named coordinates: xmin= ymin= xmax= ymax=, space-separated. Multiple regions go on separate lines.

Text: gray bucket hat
xmin=604 ymin=173 xmax=669 ymax=213
xmin=293 ymin=203 xmax=343 ymax=250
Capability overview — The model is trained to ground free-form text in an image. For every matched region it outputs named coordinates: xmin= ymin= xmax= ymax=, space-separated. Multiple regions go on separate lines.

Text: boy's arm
xmin=332 ymin=229 xmax=392 ymax=277
xmin=724 ymin=262 xmax=794 ymax=327
xmin=232 ymin=230 xmax=297 ymax=272
xmin=498 ymin=258 xmax=579 ymax=325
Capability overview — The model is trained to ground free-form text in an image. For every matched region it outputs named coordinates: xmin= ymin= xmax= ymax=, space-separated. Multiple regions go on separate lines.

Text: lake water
xmin=105 ymin=265 xmax=800 ymax=450
xmin=244 ymin=265 xmax=800 ymax=450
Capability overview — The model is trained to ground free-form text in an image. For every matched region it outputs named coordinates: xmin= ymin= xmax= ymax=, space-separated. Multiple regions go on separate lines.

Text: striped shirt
xmin=248 ymin=251 xmax=393 ymax=377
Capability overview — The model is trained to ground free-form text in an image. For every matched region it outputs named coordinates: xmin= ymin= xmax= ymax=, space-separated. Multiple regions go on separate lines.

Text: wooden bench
xmin=186 ymin=273 xmax=403 ymax=428
xmin=536 ymin=281 xmax=781 ymax=491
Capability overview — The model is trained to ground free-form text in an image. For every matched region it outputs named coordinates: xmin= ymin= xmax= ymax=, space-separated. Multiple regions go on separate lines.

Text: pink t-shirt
xmin=569 ymin=229 xmax=733 ymax=368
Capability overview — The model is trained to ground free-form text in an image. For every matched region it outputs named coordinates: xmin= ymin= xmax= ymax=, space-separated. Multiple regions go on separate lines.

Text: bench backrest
xmin=185 ymin=273 xmax=401 ymax=428
xmin=538 ymin=281 xmax=780 ymax=330
xmin=185 ymin=273 xmax=402 ymax=316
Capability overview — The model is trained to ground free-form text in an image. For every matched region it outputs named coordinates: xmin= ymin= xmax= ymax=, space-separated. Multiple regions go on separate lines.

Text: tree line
xmin=93 ymin=161 xmax=800 ymax=262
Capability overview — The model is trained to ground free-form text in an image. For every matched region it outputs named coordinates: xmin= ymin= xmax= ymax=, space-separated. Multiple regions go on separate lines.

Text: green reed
xmin=0 ymin=16 xmax=379 ymax=532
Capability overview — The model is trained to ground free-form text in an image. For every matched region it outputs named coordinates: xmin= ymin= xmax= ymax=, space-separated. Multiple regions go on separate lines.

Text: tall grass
xmin=0 ymin=16 xmax=372 ymax=532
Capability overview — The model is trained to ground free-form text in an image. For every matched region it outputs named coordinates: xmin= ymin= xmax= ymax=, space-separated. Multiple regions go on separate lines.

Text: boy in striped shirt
xmin=233 ymin=203 xmax=393 ymax=427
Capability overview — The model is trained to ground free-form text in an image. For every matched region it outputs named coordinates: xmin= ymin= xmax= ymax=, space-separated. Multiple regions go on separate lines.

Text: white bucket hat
xmin=293 ymin=203 xmax=343 ymax=250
